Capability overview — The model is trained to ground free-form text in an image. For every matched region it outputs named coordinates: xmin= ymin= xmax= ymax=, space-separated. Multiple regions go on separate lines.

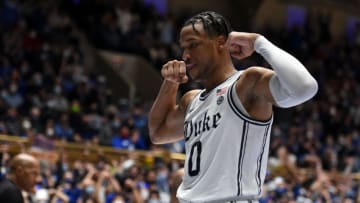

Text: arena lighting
xmin=143 ymin=0 xmax=167 ymax=15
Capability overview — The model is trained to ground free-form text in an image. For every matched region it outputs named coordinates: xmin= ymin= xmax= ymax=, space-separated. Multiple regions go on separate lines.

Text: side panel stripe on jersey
xmin=237 ymin=121 xmax=249 ymax=196
xmin=255 ymin=124 xmax=270 ymax=195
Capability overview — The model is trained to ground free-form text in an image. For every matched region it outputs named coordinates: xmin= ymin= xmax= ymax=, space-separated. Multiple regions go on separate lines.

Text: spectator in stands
xmin=0 ymin=153 xmax=40 ymax=203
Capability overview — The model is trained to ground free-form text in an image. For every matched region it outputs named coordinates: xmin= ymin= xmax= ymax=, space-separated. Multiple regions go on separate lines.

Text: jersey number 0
xmin=188 ymin=141 xmax=202 ymax=176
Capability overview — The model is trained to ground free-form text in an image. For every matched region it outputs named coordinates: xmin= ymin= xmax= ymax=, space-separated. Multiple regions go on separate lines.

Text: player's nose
xmin=182 ymin=50 xmax=191 ymax=62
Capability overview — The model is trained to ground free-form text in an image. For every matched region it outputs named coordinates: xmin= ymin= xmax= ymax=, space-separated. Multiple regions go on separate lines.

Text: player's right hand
xmin=161 ymin=60 xmax=188 ymax=84
xmin=227 ymin=32 xmax=260 ymax=60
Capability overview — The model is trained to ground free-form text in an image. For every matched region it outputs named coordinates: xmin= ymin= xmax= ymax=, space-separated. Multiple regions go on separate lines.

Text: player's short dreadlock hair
xmin=183 ymin=11 xmax=232 ymax=39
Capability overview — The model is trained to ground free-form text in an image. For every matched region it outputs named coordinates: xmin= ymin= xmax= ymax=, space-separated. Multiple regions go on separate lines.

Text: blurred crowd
xmin=258 ymin=8 xmax=360 ymax=203
xmin=1 ymin=0 xmax=360 ymax=202
xmin=0 ymin=0 xmax=153 ymax=152
xmin=63 ymin=0 xmax=184 ymax=71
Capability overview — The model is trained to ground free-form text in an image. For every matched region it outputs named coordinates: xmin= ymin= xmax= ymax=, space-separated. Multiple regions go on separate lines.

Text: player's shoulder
xmin=181 ymin=89 xmax=202 ymax=103
xmin=179 ymin=89 xmax=202 ymax=110
xmin=241 ymin=66 xmax=272 ymax=77
xmin=236 ymin=66 xmax=273 ymax=86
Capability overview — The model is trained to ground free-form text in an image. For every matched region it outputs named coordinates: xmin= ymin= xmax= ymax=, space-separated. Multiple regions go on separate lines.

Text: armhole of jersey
xmin=228 ymin=79 xmax=273 ymax=125
xmin=185 ymin=90 xmax=203 ymax=114
xmin=230 ymin=80 xmax=250 ymax=117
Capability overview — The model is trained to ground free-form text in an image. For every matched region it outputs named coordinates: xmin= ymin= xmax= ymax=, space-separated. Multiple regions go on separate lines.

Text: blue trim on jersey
xmin=237 ymin=121 xmax=249 ymax=196
xmin=255 ymin=124 xmax=270 ymax=195
xmin=227 ymin=83 xmax=273 ymax=126
xmin=199 ymin=89 xmax=210 ymax=101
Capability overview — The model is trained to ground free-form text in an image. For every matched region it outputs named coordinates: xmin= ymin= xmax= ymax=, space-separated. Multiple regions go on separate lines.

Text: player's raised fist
xmin=161 ymin=60 xmax=188 ymax=84
xmin=227 ymin=32 xmax=260 ymax=60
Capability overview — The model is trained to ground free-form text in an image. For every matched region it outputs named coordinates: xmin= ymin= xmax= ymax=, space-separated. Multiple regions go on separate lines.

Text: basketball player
xmin=148 ymin=11 xmax=318 ymax=203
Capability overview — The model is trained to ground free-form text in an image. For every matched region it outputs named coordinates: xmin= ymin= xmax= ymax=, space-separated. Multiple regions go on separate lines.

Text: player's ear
xmin=217 ymin=35 xmax=227 ymax=51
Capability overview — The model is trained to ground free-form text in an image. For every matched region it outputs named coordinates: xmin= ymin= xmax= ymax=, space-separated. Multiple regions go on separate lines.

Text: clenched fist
xmin=161 ymin=60 xmax=188 ymax=84
xmin=227 ymin=32 xmax=260 ymax=60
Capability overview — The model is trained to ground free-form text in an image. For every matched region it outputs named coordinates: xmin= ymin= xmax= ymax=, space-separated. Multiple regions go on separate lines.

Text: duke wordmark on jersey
xmin=184 ymin=111 xmax=221 ymax=141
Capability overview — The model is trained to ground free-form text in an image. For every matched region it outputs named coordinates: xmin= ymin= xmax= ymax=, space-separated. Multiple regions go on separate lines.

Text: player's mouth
xmin=186 ymin=63 xmax=196 ymax=70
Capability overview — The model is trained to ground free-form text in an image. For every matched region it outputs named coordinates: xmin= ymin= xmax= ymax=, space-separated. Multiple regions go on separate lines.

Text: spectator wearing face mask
xmin=111 ymin=193 xmax=126 ymax=203
xmin=147 ymin=190 xmax=161 ymax=203
xmin=34 ymin=186 xmax=70 ymax=203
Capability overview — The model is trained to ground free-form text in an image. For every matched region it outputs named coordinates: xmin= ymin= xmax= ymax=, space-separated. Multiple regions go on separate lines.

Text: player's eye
xmin=189 ymin=42 xmax=198 ymax=49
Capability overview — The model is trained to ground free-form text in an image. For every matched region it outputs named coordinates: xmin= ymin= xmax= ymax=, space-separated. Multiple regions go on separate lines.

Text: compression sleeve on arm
xmin=254 ymin=36 xmax=318 ymax=108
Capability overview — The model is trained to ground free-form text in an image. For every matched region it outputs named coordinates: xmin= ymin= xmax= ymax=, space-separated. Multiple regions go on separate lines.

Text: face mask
xmin=112 ymin=120 xmax=120 ymax=128
xmin=113 ymin=201 xmax=124 ymax=203
xmin=85 ymin=185 xmax=95 ymax=194
xmin=140 ymin=189 xmax=149 ymax=200
xmin=148 ymin=199 xmax=161 ymax=203
xmin=54 ymin=85 xmax=62 ymax=94
xmin=46 ymin=128 xmax=54 ymax=136
xmin=22 ymin=119 xmax=31 ymax=130
xmin=34 ymin=73 xmax=43 ymax=86
xmin=10 ymin=84 xmax=17 ymax=93
xmin=62 ymin=164 xmax=69 ymax=171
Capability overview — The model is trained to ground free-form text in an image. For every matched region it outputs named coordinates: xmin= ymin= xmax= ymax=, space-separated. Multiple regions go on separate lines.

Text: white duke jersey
xmin=177 ymin=71 xmax=273 ymax=203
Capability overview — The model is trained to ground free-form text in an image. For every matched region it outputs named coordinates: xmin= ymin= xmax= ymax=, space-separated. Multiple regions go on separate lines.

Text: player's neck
xmin=203 ymin=66 xmax=237 ymax=92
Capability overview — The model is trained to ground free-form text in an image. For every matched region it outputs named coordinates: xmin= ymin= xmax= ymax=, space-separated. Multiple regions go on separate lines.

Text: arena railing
xmin=0 ymin=134 xmax=185 ymax=166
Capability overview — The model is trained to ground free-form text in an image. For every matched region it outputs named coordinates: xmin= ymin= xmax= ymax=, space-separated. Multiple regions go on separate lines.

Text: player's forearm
xmin=148 ymin=80 xmax=179 ymax=143
xmin=254 ymin=36 xmax=318 ymax=107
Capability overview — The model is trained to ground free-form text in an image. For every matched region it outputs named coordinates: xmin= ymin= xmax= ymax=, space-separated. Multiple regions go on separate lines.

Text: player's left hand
xmin=227 ymin=32 xmax=260 ymax=60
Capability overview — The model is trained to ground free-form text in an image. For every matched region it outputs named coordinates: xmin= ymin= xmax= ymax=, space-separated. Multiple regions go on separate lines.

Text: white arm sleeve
xmin=254 ymin=36 xmax=318 ymax=108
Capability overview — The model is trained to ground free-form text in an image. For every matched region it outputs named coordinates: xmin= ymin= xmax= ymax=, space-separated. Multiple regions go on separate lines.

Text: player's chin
xmin=186 ymin=69 xmax=196 ymax=78
xmin=188 ymin=72 xmax=200 ymax=81
xmin=188 ymin=64 xmax=202 ymax=78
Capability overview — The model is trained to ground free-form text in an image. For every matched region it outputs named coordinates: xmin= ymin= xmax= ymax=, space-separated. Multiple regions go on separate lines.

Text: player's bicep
xmin=151 ymin=105 xmax=185 ymax=144
xmin=153 ymin=90 xmax=200 ymax=144
xmin=236 ymin=67 xmax=274 ymax=121
xmin=165 ymin=89 xmax=200 ymax=131
xmin=240 ymin=67 xmax=275 ymax=104
xmin=167 ymin=104 xmax=187 ymax=133
xmin=252 ymin=68 xmax=276 ymax=104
